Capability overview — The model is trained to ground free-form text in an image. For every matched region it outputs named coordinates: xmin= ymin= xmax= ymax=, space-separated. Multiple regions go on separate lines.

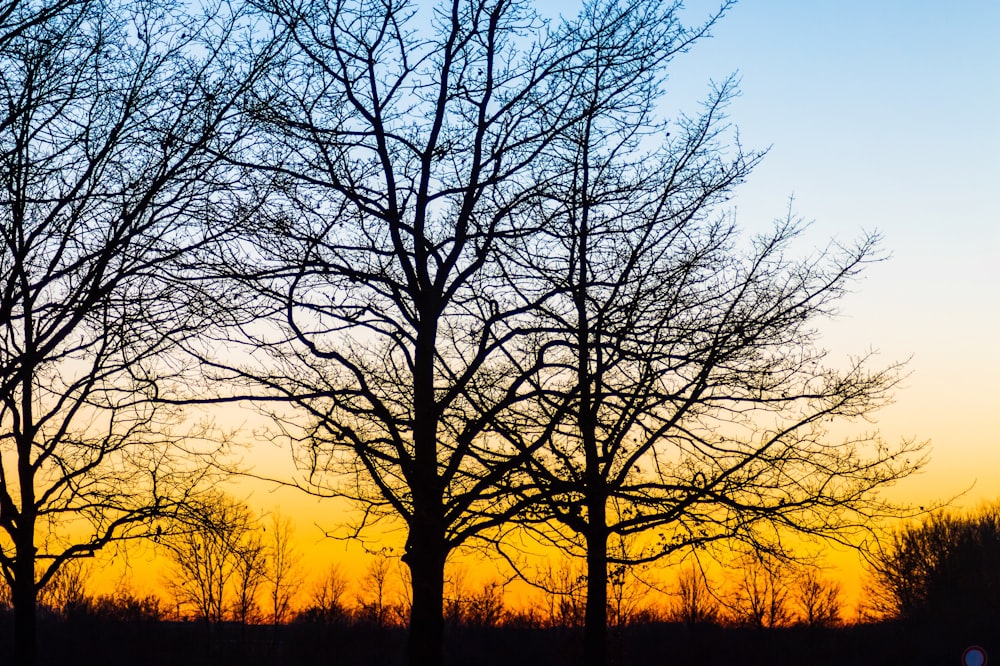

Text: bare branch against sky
xmin=204 ymin=1 xmax=748 ymax=664
xmin=199 ymin=1 xmax=925 ymax=666
xmin=0 ymin=0 xmax=268 ymax=662
xmin=488 ymin=15 xmax=924 ymax=663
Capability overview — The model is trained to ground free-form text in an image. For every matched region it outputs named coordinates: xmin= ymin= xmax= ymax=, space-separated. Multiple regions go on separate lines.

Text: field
xmin=11 ymin=616 xmax=993 ymax=666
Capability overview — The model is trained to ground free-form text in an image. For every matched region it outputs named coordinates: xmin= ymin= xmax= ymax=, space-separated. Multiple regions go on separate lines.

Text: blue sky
xmin=537 ymin=0 xmax=1000 ymax=505
xmin=684 ymin=0 xmax=1000 ymax=505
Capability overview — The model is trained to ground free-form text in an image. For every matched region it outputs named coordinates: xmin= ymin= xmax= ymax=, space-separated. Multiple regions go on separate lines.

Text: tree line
xmin=12 ymin=499 xmax=1000 ymax=632
xmin=0 ymin=540 xmax=848 ymax=631
xmin=1 ymin=0 xmax=930 ymax=665
xmin=4 ymin=498 xmax=1000 ymax=664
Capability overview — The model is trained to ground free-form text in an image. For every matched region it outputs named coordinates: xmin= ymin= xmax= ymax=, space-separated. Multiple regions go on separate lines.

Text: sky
xmin=488 ymin=0 xmax=1000 ymax=608
xmin=94 ymin=0 xmax=1000 ymax=610
xmin=632 ymin=0 xmax=1000 ymax=508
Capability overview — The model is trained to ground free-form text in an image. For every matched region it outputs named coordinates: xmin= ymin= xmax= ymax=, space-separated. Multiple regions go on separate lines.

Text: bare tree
xmin=668 ymin=565 xmax=720 ymax=627
xmin=88 ymin=587 xmax=165 ymax=622
xmin=866 ymin=504 xmax=1000 ymax=623
xmin=604 ymin=533 xmax=650 ymax=629
xmin=232 ymin=528 xmax=268 ymax=626
xmin=794 ymin=567 xmax=842 ymax=628
xmin=212 ymin=0 xmax=923 ymax=664
xmin=214 ymin=0 xmax=708 ymax=664
xmin=164 ymin=494 xmax=265 ymax=624
xmin=0 ymin=0 xmax=266 ymax=661
xmin=358 ymin=549 xmax=397 ymax=628
xmin=490 ymin=4 xmax=926 ymax=664
xmin=607 ymin=566 xmax=649 ymax=629
xmin=463 ymin=579 xmax=506 ymax=629
xmin=37 ymin=559 xmax=92 ymax=620
xmin=266 ymin=510 xmax=304 ymax=624
xmin=536 ymin=560 xmax=587 ymax=629
xmin=444 ymin=565 xmax=506 ymax=629
xmin=443 ymin=564 xmax=470 ymax=627
xmin=724 ymin=554 xmax=791 ymax=628
xmin=298 ymin=564 xmax=351 ymax=624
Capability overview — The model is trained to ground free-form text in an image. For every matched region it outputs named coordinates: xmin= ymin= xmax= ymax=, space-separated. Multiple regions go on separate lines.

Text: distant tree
xmin=444 ymin=566 xmax=507 ymax=629
xmin=463 ymin=580 xmax=507 ymax=629
xmin=37 ymin=559 xmax=92 ymax=620
xmin=392 ymin=562 xmax=414 ymax=628
xmin=358 ymin=550 xmax=396 ymax=629
xmin=443 ymin=565 xmax=470 ymax=627
xmin=793 ymin=568 xmax=842 ymax=628
xmin=89 ymin=588 xmax=165 ymax=623
xmin=232 ymin=528 xmax=268 ymax=626
xmin=534 ymin=560 xmax=587 ymax=629
xmin=266 ymin=511 xmax=304 ymax=624
xmin=0 ymin=0 xmax=265 ymax=661
xmin=606 ymin=536 xmax=650 ymax=629
xmin=867 ymin=503 xmax=1000 ymax=623
xmin=668 ymin=565 xmax=720 ymax=627
xmin=724 ymin=554 xmax=791 ymax=628
xmin=295 ymin=564 xmax=351 ymax=625
xmin=165 ymin=495 xmax=266 ymax=624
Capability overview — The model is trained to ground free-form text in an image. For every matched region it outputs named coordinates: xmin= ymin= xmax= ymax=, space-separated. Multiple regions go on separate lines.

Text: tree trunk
xmin=406 ymin=319 xmax=447 ymax=666
xmin=15 ymin=379 xmax=38 ymax=666
xmin=584 ymin=497 xmax=609 ymax=666
xmin=12 ymin=536 xmax=37 ymax=666
xmin=404 ymin=532 xmax=446 ymax=666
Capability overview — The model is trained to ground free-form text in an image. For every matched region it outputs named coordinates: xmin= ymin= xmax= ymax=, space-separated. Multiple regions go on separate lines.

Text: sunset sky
xmin=93 ymin=0 xmax=999 ymax=611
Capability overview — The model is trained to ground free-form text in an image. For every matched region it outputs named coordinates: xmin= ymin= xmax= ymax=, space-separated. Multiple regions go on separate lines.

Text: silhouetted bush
xmin=89 ymin=590 xmax=165 ymax=623
xmin=869 ymin=502 xmax=1000 ymax=626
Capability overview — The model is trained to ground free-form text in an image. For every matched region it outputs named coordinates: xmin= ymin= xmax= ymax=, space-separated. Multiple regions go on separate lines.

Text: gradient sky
xmin=255 ymin=0 xmax=1000 ymax=580
xmin=588 ymin=0 xmax=1000 ymax=509
xmin=96 ymin=0 xmax=1000 ymax=609
xmin=524 ymin=0 xmax=999 ymax=603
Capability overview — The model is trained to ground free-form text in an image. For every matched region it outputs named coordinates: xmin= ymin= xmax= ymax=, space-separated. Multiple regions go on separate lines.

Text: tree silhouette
xmin=490 ymin=8 xmax=926 ymax=663
xmin=794 ymin=567 xmax=842 ymax=628
xmin=232 ymin=525 xmax=268 ymax=626
xmin=0 ymin=0 xmax=264 ymax=661
xmin=297 ymin=564 xmax=351 ymax=625
xmin=461 ymin=579 xmax=506 ymax=629
xmin=194 ymin=0 xmax=926 ymax=664
xmin=606 ymin=539 xmax=650 ymax=630
xmin=164 ymin=494 xmax=267 ymax=624
xmin=444 ymin=565 xmax=507 ymax=629
xmin=36 ymin=559 xmax=92 ymax=620
xmin=724 ymin=554 xmax=791 ymax=628
xmin=669 ymin=565 xmax=720 ymax=627
xmin=213 ymin=0 xmax=712 ymax=664
xmin=358 ymin=549 xmax=397 ymax=629
xmin=868 ymin=503 xmax=1000 ymax=624
xmin=266 ymin=510 xmax=304 ymax=624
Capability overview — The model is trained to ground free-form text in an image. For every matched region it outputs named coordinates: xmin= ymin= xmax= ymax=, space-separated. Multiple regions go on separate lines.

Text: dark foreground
xmin=4 ymin=616 xmax=995 ymax=666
